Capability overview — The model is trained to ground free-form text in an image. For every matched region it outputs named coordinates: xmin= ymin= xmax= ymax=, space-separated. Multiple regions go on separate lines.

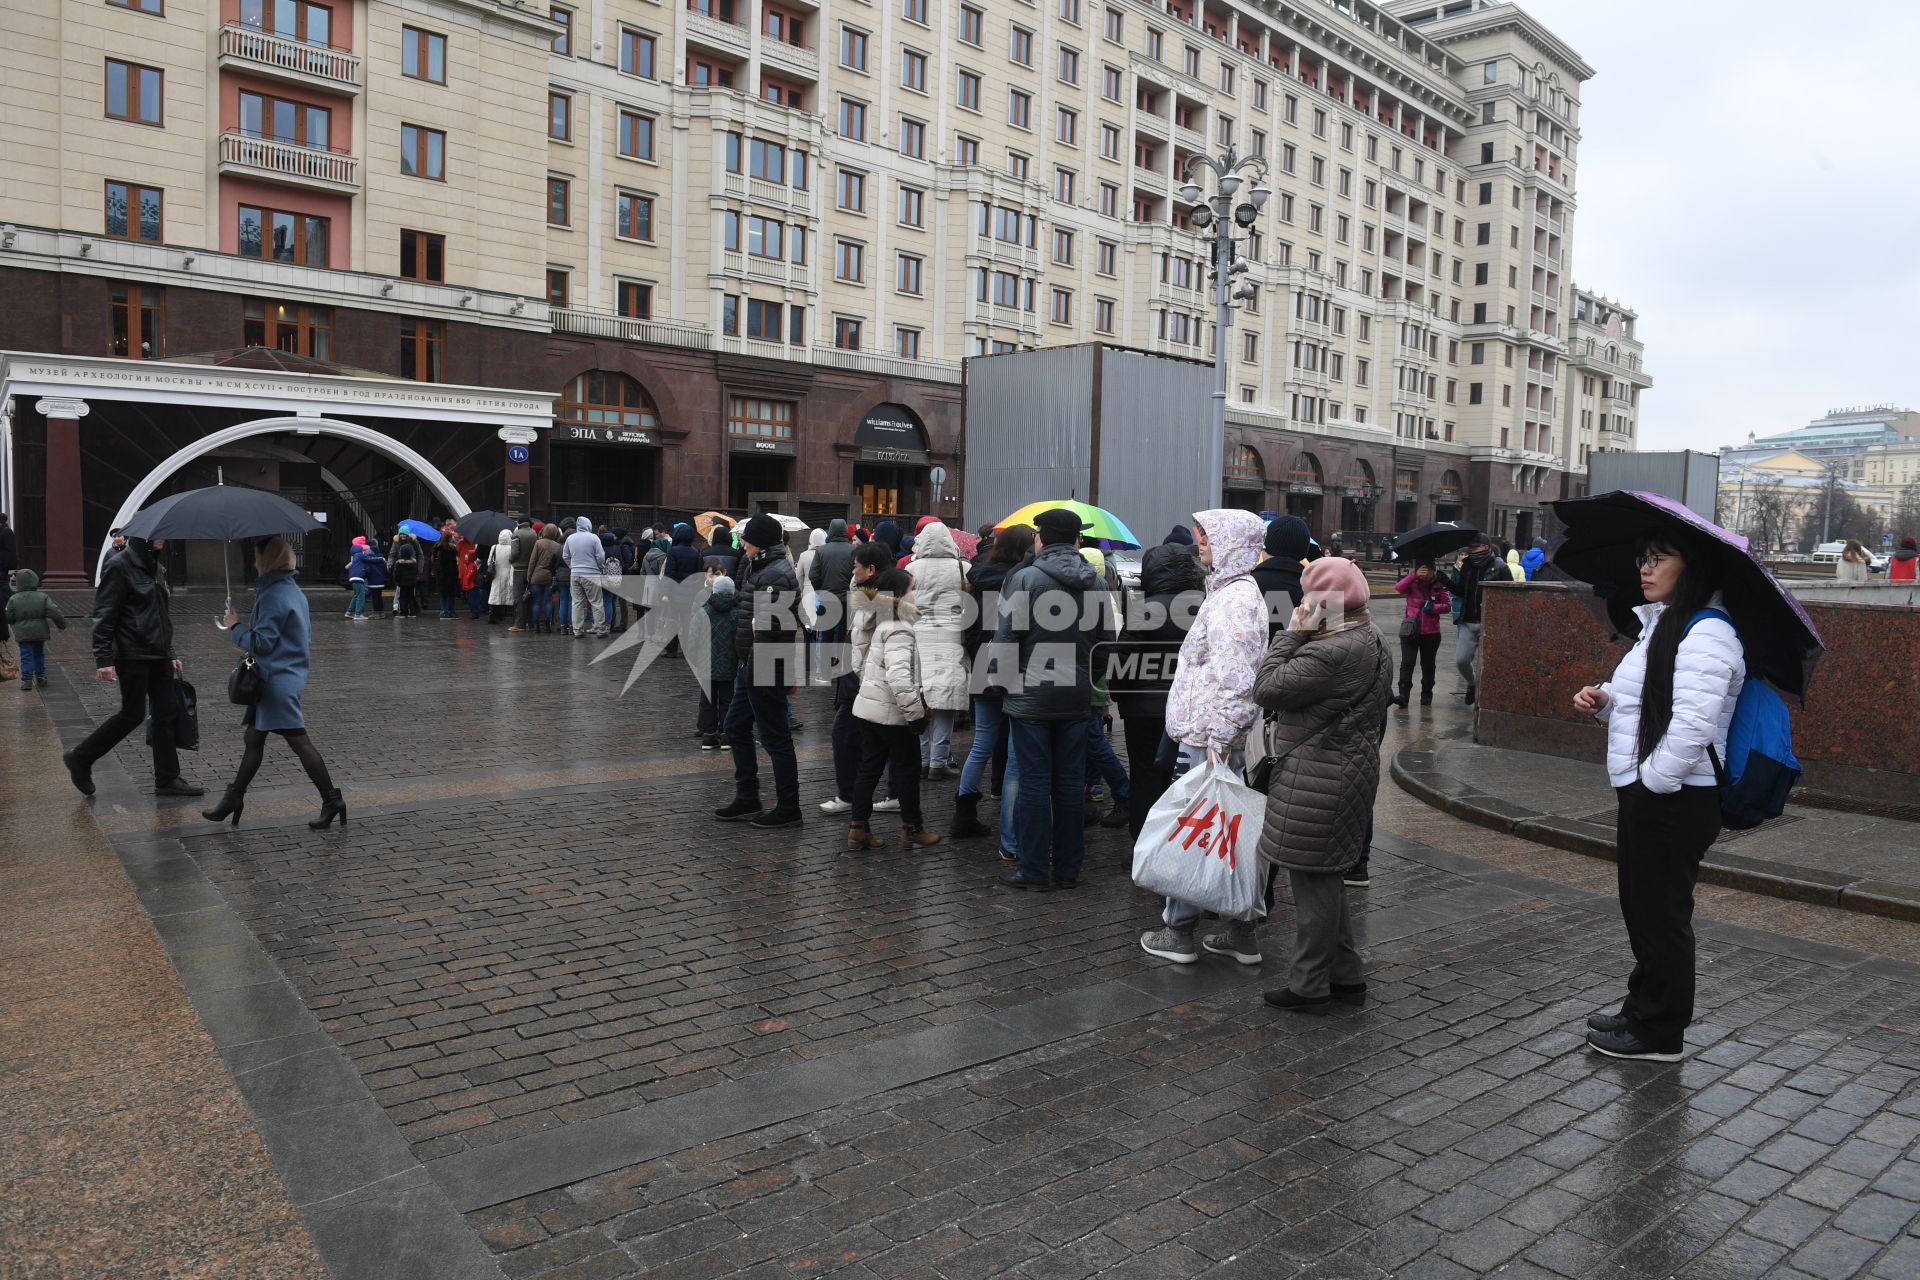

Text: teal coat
xmin=4 ymin=569 xmax=67 ymax=644
xmin=235 ymin=569 xmax=311 ymax=731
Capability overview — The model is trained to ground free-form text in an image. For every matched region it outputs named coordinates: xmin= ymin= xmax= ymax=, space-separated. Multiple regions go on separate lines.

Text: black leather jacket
xmin=91 ymin=541 xmax=175 ymax=667
xmin=734 ymin=546 xmax=802 ymax=680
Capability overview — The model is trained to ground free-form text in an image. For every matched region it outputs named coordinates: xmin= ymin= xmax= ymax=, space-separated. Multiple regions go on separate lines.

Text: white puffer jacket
xmin=1596 ymin=594 xmax=1744 ymax=793
xmin=851 ymin=592 xmax=926 ymax=726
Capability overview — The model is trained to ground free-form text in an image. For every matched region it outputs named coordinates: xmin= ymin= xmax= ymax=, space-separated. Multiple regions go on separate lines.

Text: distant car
xmin=1811 ymin=541 xmax=1845 ymax=563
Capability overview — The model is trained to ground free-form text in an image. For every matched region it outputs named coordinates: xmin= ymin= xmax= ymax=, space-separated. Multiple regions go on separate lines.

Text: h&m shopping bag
xmin=1131 ymin=759 xmax=1265 ymax=918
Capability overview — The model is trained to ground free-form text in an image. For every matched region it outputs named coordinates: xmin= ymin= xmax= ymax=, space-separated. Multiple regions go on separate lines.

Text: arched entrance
xmin=1434 ymin=469 xmax=1466 ymax=523
xmin=550 ymin=372 xmax=664 ymax=518
xmin=97 ymin=416 xmax=471 ymax=583
xmin=849 ymin=403 xmax=933 ymax=519
xmin=1285 ymin=451 xmax=1325 ymax=535
xmin=1223 ymin=445 xmax=1266 ymax=512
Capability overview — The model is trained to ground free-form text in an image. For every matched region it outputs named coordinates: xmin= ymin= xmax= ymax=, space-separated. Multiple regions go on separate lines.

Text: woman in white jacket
xmin=846 ymin=569 xmax=941 ymax=852
xmin=1573 ymin=533 xmax=1743 ymax=1062
xmin=905 ymin=520 xmax=971 ymax=775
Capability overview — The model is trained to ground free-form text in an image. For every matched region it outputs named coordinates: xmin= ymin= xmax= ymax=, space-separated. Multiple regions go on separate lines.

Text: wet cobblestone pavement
xmin=9 ymin=590 xmax=1920 ymax=1278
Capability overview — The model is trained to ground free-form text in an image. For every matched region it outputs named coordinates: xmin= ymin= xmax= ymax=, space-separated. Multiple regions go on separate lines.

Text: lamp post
xmin=1178 ymin=146 xmax=1270 ymax=508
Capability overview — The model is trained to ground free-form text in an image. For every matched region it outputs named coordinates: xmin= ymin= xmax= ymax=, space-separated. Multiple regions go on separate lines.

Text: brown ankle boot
xmin=900 ymin=823 xmax=941 ymax=849
xmin=846 ymin=820 xmax=883 ymax=851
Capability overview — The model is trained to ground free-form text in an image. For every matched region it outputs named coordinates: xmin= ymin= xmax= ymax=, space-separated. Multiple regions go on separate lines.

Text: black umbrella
xmin=1389 ymin=520 xmax=1481 ymax=563
xmin=121 ymin=484 xmax=321 ymax=542
xmin=455 ymin=510 xmax=516 ymax=546
xmin=1548 ymin=490 xmax=1824 ymax=700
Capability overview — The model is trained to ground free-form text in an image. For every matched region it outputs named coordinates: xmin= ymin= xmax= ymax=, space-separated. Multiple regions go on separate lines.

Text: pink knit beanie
xmin=1300 ymin=555 xmax=1370 ymax=614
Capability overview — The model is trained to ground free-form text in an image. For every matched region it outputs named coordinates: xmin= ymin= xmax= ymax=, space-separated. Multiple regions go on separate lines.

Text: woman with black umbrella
xmin=1571 ymin=530 xmax=1743 ymax=1062
xmin=202 ymin=536 xmax=345 ymax=829
xmin=62 ymin=536 xmax=203 ymax=799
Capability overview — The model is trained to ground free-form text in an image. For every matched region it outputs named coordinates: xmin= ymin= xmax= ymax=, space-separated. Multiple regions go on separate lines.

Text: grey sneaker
xmin=1140 ymin=926 xmax=1198 ymax=965
xmin=1201 ymin=921 xmax=1263 ymax=966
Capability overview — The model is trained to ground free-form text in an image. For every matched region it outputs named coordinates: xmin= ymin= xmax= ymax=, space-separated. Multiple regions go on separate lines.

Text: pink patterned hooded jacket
xmin=1165 ymin=508 xmax=1272 ymax=752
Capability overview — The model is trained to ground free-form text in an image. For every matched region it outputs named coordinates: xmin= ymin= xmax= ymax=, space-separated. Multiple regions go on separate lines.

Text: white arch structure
xmin=97 ymin=415 xmax=472 ymax=583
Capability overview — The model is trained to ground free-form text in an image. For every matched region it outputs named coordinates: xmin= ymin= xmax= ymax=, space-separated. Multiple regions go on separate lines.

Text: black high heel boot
xmin=310 ymin=788 xmax=347 ymax=830
xmin=202 ymin=787 xmax=245 ymax=827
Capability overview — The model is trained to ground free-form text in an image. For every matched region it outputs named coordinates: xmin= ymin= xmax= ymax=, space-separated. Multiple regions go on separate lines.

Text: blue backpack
xmin=1685 ymin=609 xmax=1800 ymax=830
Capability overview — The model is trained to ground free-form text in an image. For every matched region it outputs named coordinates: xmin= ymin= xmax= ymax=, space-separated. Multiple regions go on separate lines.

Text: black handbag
xmin=228 ymin=653 xmax=264 ymax=706
xmin=1398 ymin=615 xmax=1419 ymax=639
xmin=146 ymin=677 xmax=200 ymax=751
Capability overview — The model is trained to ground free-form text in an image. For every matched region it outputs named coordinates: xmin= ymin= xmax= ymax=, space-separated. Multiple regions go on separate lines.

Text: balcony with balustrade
xmin=217 ymin=132 xmax=360 ymax=194
xmin=218 ymin=23 xmax=361 ymax=95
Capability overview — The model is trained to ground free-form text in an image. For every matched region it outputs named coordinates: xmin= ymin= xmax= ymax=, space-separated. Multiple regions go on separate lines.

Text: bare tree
xmin=1894 ymin=479 xmax=1920 ymax=540
xmin=1747 ymin=477 xmax=1794 ymax=553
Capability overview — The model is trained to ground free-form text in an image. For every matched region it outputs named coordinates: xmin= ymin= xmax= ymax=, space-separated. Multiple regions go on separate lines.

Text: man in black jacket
xmin=987 ymin=508 xmax=1103 ymax=890
xmin=63 ymin=537 xmax=201 ymax=798
xmin=1249 ymin=515 xmax=1310 ymax=636
xmin=1452 ymin=536 xmax=1510 ymax=705
xmin=807 ymin=518 xmax=856 ymax=630
xmin=714 ymin=514 xmax=805 ymax=829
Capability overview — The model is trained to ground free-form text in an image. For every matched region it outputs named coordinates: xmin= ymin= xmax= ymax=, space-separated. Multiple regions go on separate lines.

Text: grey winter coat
xmin=990 ymin=542 xmax=1103 ymax=722
xmin=808 ymin=522 xmax=856 ymax=604
xmin=1252 ymin=619 xmax=1393 ymax=874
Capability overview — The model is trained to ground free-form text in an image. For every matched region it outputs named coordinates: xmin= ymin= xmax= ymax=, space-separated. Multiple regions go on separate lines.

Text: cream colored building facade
xmin=0 ymin=0 xmax=1647 ymax=534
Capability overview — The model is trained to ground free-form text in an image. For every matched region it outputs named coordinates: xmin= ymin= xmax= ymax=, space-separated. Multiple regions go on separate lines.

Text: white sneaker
xmin=819 ymin=797 xmax=851 ymax=814
xmin=874 ymin=797 xmax=901 ymax=812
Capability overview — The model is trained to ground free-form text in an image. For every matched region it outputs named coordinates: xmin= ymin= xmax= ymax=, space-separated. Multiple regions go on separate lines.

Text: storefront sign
xmin=731 ymin=438 xmax=797 ymax=456
xmin=854 ymin=403 xmax=929 ymax=453
xmin=564 ymin=425 xmax=655 ymax=447
xmin=858 ymin=446 xmax=931 ymax=466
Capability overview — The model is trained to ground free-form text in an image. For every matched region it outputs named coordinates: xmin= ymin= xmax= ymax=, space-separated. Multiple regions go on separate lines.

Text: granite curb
xmin=1390 ymin=740 xmax=1920 ymax=924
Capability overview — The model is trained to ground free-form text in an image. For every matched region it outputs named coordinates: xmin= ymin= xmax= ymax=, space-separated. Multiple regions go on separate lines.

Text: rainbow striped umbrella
xmin=994 ymin=500 xmax=1141 ymax=549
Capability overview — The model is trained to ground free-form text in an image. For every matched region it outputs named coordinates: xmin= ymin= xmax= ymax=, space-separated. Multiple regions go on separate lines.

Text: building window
xmin=1094 ymin=297 xmax=1114 ymax=333
xmin=762 ymin=6 xmax=805 ymax=46
xmin=1099 ymin=182 xmax=1118 ymax=217
xmin=238 ymin=205 xmax=329 ymax=267
xmin=896 ymin=327 xmax=921 ymax=359
xmin=1096 ymin=239 xmax=1117 ymax=275
xmin=399 ymin=229 xmax=444 ymax=282
xmin=1010 ymin=26 xmax=1033 ymax=66
xmin=901 ymin=48 xmax=927 ymax=91
xmin=959 ymin=4 xmax=983 ymax=45
xmin=834 ymin=317 xmax=862 ymax=350
xmin=956 ymin=69 xmax=981 ymax=110
xmin=550 ymin=6 xmax=573 ymax=54
xmin=902 ymin=0 xmax=928 ymax=22
xmin=401 ymin=26 xmax=447 ymax=83
xmin=1007 ymin=152 xmax=1028 ymax=179
xmin=1104 ymin=7 xmax=1123 ymax=40
xmin=896 ymin=253 xmax=923 ymax=295
xmin=1059 ymin=46 xmax=1080 ymax=84
xmin=1057 ymin=106 xmax=1077 ymax=145
xmin=109 ymin=0 xmax=164 ymax=12
xmin=616 ymin=191 xmax=653 ymax=240
xmin=1059 ymin=0 xmax=1079 ymax=23
xmin=1049 ymin=287 xmax=1072 ymax=324
xmin=618 ymin=110 xmax=655 ymax=160
xmin=620 ymin=28 xmax=656 ymax=77
xmin=1103 ymin=63 xmax=1123 ymax=102
xmin=899 ymin=117 xmax=925 ymax=158
xmin=841 ymin=26 xmax=868 ymax=69
xmin=1099 ymin=121 xmax=1121 ymax=160
xmin=243 ymin=299 xmax=331 ymax=359
xmin=839 ymin=97 xmax=867 ymax=140
xmin=561 ymin=371 xmax=659 ymax=429
xmin=549 ymin=92 xmax=572 ymax=141
xmin=1052 ymin=227 xmax=1073 ymax=264
xmin=1009 ymin=89 xmax=1031 ymax=129
xmin=104 ymin=181 xmax=162 ymax=243
xmin=955 ymin=134 xmax=979 ymax=166
xmin=546 ymin=269 xmax=569 ymax=307
xmin=400 ymin=319 xmax=443 ymax=381
xmin=239 ymin=0 xmax=332 ymax=42
xmin=401 ymin=124 xmax=446 ymax=179
xmin=547 ymin=176 xmax=571 ymax=225
xmin=837 ymin=169 xmax=866 ymax=212
xmin=897 ymin=185 xmax=924 ymax=227
xmin=730 ymin=396 xmax=795 ymax=438
xmin=617 ymin=281 xmax=652 ymax=318
xmin=1054 ymin=168 xmax=1076 ymax=202
xmin=835 ymin=239 xmax=865 ymax=283
xmin=241 ymin=90 xmax=330 ymax=148
xmin=108 ymin=283 xmax=163 ymax=358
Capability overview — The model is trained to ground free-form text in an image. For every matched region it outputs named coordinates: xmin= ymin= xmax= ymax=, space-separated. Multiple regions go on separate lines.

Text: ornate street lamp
xmin=1178 ymin=145 xmax=1270 ymax=507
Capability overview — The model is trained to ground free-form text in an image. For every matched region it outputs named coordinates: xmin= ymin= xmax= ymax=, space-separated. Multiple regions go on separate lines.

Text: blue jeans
xmin=725 ymin=663 xmax=799 ymax=810
xmin=555 ymin=583 xmax=572 ymax=627
xmin=466 ymin=586 xmax=486 ymax=618
xmin=348 ymin=581 xmax=367 ymax=615
xmin=19 ymin=641 xmax=45 ymax=679
xmin=438 ymin=588 xmax=458 ymax=617
xmin=1009 ymin=717 xmax=1087 ymax=885
xmin=1085 ymin=712 xmax=1130 ymax=800
xmin=528 ymin=584 xmax=549 ymax=625
xmin=958 ymin=696 xmax=1018 ymax=857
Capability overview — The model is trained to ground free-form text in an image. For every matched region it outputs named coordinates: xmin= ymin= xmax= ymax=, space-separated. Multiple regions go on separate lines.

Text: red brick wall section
xmin=1476 ymin=581 xmax=1920 ymax=794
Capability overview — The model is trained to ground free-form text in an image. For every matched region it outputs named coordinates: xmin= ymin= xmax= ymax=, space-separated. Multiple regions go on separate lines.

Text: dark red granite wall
xmin=1475 ymin=581 xmax=1920 ymax=798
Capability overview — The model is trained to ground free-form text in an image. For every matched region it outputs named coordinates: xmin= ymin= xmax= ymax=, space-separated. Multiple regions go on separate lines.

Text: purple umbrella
xmin=1547 ymin=490 xmax=1824 ymax=700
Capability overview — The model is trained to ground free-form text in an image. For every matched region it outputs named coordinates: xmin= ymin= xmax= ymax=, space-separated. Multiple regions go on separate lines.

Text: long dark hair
xmin=1635 ymin=532 xmax=1718 ymax=764
xmin=990 ymin=524 xmax=1035 ymax=565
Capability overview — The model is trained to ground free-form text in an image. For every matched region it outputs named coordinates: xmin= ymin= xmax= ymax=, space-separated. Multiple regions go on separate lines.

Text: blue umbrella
xmin=398 ymin=518 xmax=442 ymax=542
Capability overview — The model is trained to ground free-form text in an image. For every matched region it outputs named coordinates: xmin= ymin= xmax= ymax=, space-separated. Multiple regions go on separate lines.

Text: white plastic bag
xmin=1131 ymin=759 xmax=1265 ymax=918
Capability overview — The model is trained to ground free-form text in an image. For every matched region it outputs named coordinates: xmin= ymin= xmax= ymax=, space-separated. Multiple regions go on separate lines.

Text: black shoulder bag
xmin=1248 ymin=629 xmax=1386 ymax=793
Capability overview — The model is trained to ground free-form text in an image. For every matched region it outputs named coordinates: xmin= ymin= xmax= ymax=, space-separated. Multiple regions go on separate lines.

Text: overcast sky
xmin=1507 ymin=0 xmax=1920 ymax=454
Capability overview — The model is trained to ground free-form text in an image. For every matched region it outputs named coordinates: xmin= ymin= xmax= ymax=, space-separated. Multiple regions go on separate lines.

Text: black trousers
xmin=1398 ymin=630 xmax=1443 ymax=695
xmin=1121 ymin=712 xmax=1172 ymax=841
xmin=852 ymin=721 xmax=922 ymax=827
xmin=71 ymin=658 xmax=180 ymax=784
xmin=1615 ymin=782 xmax=1722 ymax=1049
xmin=697 ymin=679 xmax=734 ymax=735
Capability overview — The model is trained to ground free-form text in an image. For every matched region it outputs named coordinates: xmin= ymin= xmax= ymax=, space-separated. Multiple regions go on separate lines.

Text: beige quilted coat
xmin=1252 ymin=619 xmax=1393 ymax=874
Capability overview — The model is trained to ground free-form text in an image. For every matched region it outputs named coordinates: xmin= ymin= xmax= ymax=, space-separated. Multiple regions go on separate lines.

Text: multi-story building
xmin=1721 ymin=406 xmax=1920 ymax=484
xmin=1559 ymin=286 xmax=1648 ymax=470
xmin=0 ymin=0 xmax=1634 ymax=583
